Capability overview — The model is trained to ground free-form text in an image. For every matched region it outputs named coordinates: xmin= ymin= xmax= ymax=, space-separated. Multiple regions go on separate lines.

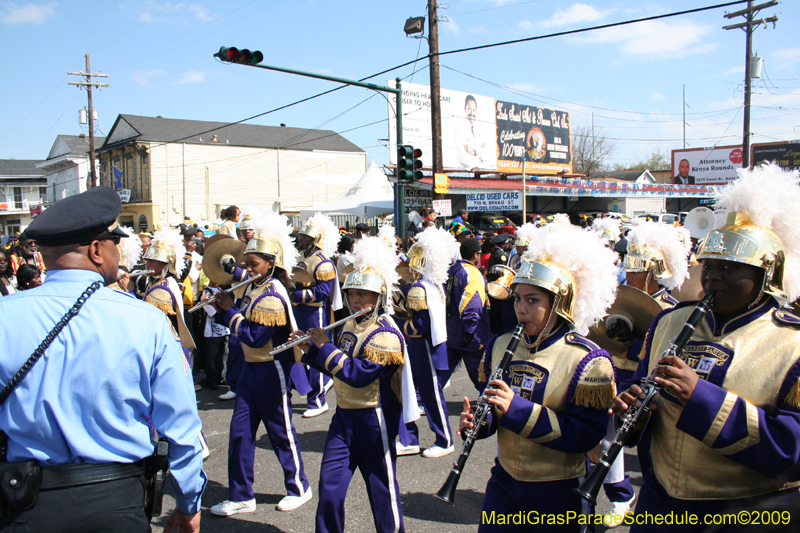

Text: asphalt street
xmin=153 ymin=368 xmax=639 ymax=532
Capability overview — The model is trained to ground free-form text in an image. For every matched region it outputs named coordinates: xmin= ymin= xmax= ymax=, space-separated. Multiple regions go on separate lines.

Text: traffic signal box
xmin=397 ymin=145 xmax=424 ymax=183
xmin=215 ymin=47 xmax=264 ymax=65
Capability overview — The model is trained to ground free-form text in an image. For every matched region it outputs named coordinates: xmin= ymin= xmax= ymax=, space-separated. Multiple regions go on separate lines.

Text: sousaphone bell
xmin=487 ymin=265 xmax=516 ymax=300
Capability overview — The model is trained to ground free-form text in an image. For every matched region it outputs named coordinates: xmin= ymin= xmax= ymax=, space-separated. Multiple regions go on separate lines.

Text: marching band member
xmin=614 ymin=163 xmax=800 ymax=531
xmin=460 ymin=223 xmax=618 ymax=532
xmin=445 ymin=237 xmax=491 ymax=392
xmin=501 ymin=223 xmax=538 ymax=331
xmin=399 ymin=227 xmax=460 ymax=458
xmin=111 ymin=226 xmax=141 ymax=292
xmin=294 ymin=213 xmax=343 ymax=417
xmin=209 ymin=209 xmax=312 ymax=516
xmin=295 ymin=226 xmax=417 ymax=533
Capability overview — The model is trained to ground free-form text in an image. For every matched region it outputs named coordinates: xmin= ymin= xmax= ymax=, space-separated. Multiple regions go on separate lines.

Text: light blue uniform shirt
xmin=0 ymin=269 xmax=207 ymax=514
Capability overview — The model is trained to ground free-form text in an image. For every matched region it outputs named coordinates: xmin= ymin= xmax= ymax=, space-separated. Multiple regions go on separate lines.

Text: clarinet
xmin=575 ymin=291 xmax=715 ymax=505
xmin=435 ymin=323 xmax=526 ymax=505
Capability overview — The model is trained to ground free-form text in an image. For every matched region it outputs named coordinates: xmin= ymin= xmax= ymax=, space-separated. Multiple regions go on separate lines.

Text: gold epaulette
xmin=774 ymin=308 xmax=800 ymax=328
xmin=786 ymin=380 xmax=800 ymax=410
xmin=478 ymin=353 xmax=488 ymax=383
xmin=250 ymin=294 xmax=288 ymax=327
xmin=362 ymin=330 xmax=404 ymax=366
xmin=406 ymin=285 xmax=428 ymax=311
xmin=145 ymin=286 xmax=177 ymax=315
xmin=572 ymin=356 xmax=616 ymax=410
xmin=315 ymin=260 xmax=336 ymax=282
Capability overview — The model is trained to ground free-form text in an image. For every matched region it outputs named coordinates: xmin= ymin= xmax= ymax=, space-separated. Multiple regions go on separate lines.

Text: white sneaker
xmin=210 ymin=499 xmax=256 ymax=516
xmin=303 ymin=404 xmax=329 ymax=418
xmin=218 ymin=390 xmax=236 ymax=401
xmin=276 ymin=488 xmax=312 ymax=511
xmin=418 ymin=405 xmax=426 ymax=416
xmin=421 ymin=444 xmax=454 ymax=458
xmin=396 ymin=442 xmax=420 ymax=456
xmin=603 ymin=496 xmax=635 ymax=529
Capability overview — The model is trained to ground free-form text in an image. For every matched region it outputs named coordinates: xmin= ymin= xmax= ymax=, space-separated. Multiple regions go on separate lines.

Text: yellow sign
xmin=434 ymin=173 xmax=450 ymax=194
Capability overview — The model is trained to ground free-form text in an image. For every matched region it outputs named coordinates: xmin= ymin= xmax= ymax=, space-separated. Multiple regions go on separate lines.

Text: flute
xmin=187 ymin=274 xmax=263 ymax=313
xmin=270 ymin=306 xmax=374 ymax=355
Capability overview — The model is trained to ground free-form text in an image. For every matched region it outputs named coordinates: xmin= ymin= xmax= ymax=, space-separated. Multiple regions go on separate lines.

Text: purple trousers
xmin=401 ymin=337 xmax=453 ymax=449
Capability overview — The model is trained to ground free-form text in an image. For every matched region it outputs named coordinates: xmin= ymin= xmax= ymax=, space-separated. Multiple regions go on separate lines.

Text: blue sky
xmin=1 ymin=0 xmax=798 ymax=170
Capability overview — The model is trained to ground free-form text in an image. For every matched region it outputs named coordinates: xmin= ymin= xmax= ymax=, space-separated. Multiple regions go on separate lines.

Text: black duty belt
xmin=40 ymin=461 xmax=145 ymax=490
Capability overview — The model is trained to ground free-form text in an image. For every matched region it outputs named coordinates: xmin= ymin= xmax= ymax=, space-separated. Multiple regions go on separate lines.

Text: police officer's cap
xmin=491 ymin=233 xmax=512 ymax=244
xmin=24 ymin=186 xmax=128 ymax=246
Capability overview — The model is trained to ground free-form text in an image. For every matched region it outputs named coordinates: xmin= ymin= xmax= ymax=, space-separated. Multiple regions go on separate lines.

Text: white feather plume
xmin=592 ymin=217 xmax=621 ymax=242
xmin=118 ymin=226 xmax=142 ymax=270
xmin=414 ymin=227 xmax=458 ymax=285
xmin=675 ymin=226 xmax=693 ymax=252
xmin=253 ymin=209 xmax=297 ymax=272
xmin=522 ymin=225 xmax=618 ymax=335
xmin=514 ymin=223 xmax=540 ymax=246
xmin=626 ymin=220 xmax=688 ymax=290
xmin=551 ymin=213 xmax=571 ymax=227
xmin=152 ymin=227 xmax=185 ymax=264
xmin=714 ymin=162 xmax=800 ymax=301
xmin=304 ymin=212 xmax=341 ymax=258
xmin=238 ymin=203 xmax=262 ymax=226
xmin=350 ymin=225 xmax=400 ymax=313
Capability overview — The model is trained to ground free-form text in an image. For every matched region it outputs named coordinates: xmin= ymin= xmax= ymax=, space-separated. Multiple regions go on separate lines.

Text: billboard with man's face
xmin=670 ymin=146 xmax=743 ymax=185
xmin=388 ymin=81 xmax=571 ymax=175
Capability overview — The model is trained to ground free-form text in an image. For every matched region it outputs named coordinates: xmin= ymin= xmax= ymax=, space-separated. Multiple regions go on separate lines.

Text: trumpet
xmin=574 ymin=291 xmax=715 ymax=505
xmin=435 ymin=323 xmax=526 ymax=505
xmin=270 ymin=306 xmax=374 ymax=355
xmin=187 ymin=274 xmax=263 ymax=313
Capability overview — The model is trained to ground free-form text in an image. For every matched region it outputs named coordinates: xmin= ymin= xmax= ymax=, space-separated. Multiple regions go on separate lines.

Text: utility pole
xmin=428 ymin=1 xmax=443 ymax=177
xmin=68 ymin=54 xmax=109 ymax=188
xmin=683 ymin=85 xmax=686 ymax=149
xmin=723 ymin=1 xmax=778 ymax=168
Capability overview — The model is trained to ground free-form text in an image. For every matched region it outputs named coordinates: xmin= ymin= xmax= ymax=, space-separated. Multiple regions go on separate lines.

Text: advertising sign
xmin=751 ymin=141 xmax=800 ymax=171
xmin=466 ymin=191 xmax=523 ymax=212
xmin=118 ymin=189 xmax=131 ymax=203
xmin=388 ymin=81 xmax=571 ymax=175
xmin=671 ymin=146 xmax=743 ymax=185
xmin=434 ymin=173 xmax=450 ymax=194
xmin=433 ymin=199 xmax=452 ymax=217
xmin=404 ymin=188 xmax=432 ymax=213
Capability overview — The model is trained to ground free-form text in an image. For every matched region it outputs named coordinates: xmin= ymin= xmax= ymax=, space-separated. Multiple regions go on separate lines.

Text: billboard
xmin=388 ymin=81 xmax=571 ymax=175
xmin=751 ymin=141 xmax=800 ymax=171
xmin=671 ymin=146 xmax=743 ymax=185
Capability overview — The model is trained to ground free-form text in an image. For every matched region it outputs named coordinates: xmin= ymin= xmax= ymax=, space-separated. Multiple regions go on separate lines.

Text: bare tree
xmin=612 ymin=147 xmax=670 ymax=171
xmin=571 ymin=124 xmax=619 ymax=176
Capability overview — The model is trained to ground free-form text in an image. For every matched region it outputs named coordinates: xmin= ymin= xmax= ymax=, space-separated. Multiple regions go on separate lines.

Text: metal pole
xmin=396 ymin=78 xmax=406 ymax=239
xmin=429 ymin=1 xmax=443 ymax=176
xmin=742 ymin=0 xmax=753 ymax=168
xmin=521 ymin=154 xmax=527 ymax=224
xmin=86 ymin=54 xmax=97 ymax=188
xmin=683 ymin=85 xmax=686 ymax=149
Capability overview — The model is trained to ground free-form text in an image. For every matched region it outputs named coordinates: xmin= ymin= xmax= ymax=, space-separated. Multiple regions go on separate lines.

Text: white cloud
xmin=171 ymin=70 xmax=207 ymax=85
xmin=541 ymin=3 xmax=613 ymax=29
xmin=131 ymin=69 xmax=166 ymax=87
xmin=188 ymin=3 xmax=212 ymax=21
xmin=442 ymin=16 xmax=460 ymax=37
xmin=1 ymin=2 xmax=57 ymax=24
xmin=723 ymin=66 xmax=744 ymax=76
xmin=773 ymin=48 xmax=800 ymax=63
xmin=517 ymin=19 xmax=534 ymax=31
xmin=650 ymin=92 xmax=665 ymax=100
xmin=574 ymin=19 xmax=717 ymax=59
xmin=470 ymin=25 xmax=488 ymax=34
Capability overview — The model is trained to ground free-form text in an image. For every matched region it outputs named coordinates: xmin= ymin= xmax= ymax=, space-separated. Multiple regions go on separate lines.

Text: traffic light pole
xmin=223 ymin=58 xmax=407 ymax=237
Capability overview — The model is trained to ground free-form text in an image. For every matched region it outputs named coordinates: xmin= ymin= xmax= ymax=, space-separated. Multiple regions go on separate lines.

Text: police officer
xmin=0 ymin=186 xmax=207 ymax=532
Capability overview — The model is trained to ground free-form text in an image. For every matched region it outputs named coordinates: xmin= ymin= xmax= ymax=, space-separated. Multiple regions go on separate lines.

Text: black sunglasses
xmin=81 ymin=234 xmax=122 ymax=246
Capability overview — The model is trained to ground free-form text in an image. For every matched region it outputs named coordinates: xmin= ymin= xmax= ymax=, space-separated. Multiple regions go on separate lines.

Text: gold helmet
xmin=299 ymin=222 xmax=324 ymax=246
xmin=298 ymin=213 xmax=340 ymax=257
xmin=405 ymin=227 xmax=458 ymax=283
xmin=407 ymin=243 xmax=425 ymax=278
xmin=622 ymin=245 xmax=671 ymax=279
xmin=243 ymin=209 xmax=297 ymax=273
xmin=343 ymin=226 xmax=400 ymax=314
xmin=698 ymin=214 xmax=787 ymax=300
xmin=343 ymin=267 xmax=387 ymax=295
xmin=623 ymin=220 xmax=688 ymax=290
xmin=514 ymin=223 xmax=539 ymax=248
xmin=245 ymin=236 xmax=289 ymax=271
xmin=143 ymin=227 xmax=185 ymax=275
xmin=238 ymin=213 xmax=257 ymax=231
xmin=513 ymin=259 xmax=577 ymax=325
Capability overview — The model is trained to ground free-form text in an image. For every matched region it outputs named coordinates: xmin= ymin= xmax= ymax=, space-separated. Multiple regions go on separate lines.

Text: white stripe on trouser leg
xmin=275 ymin=360 xmax=305 ymax=495
xmin=426 ymin=340 xmax=452 ymax=447
xmin=314 ymin=307 xmax=324 ymax=408
xmin=601 ymin=417 xmax=625 ymax=484
xmin=376 ymin=407 xmax=401 ymax=533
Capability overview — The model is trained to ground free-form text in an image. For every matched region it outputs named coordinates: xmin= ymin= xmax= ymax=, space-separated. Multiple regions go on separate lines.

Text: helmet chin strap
xmin=525 ymin=292 xmax=562 ymax=352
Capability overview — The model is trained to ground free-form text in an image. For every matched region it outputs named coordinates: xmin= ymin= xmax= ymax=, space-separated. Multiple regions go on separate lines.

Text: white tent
xmin=299 ymin=161 xmax=395 ymax=219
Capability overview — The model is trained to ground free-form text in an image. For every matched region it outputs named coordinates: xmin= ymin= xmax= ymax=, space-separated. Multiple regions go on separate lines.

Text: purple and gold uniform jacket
xmin=293 ymin=249 xmax=336 ymax=329
xmin=222 ymin=277 xmax=293 ymax=363
xmin=402 ymin=282 xmax=449 ymax=371
xmin=302 ymin=314 xmax=404 ymax=414
xmin=636 ymin=296 xmax=800 ymax=500
xmin=478 ymin=323 xmax=615 ymax=482
xmin=446 ymin=259 xmax=490 ymax=351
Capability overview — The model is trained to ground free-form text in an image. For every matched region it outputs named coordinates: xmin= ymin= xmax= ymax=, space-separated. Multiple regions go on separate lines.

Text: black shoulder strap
xmin=0 ymin=280 xmax=103 ymax=406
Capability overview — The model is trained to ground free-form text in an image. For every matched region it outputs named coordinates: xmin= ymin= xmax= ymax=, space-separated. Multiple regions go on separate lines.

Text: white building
xmin=0 ymin=160 xmax=46 ymax=238
xmin=37 ymin=134 xmax=105 ymax=204
xmin=97 ymin=114 xmax=367 ymax=232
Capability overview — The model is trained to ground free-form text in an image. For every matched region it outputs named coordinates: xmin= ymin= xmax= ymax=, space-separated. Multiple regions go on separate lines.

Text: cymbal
xmin=291 ymin=267 xmax=315 ymax=287
xmin=396 ymin=261 xmax=415 ymax=283
xmin=671 ymin=264 xmax=705 ymax=302
xmin=203 ymin=233 xmax=234 ymax=250
xmin=203 ymin=239 xmax=245 ymax=284
xmin=588 ymin=285 xmax=663 ymax=356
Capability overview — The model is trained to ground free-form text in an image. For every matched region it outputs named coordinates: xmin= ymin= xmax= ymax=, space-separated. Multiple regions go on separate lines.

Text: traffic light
xmin=397 ymin=145 xmax=415 ymax=182
xmin=215 ymin=46 xmax=263 ymax=65
xmin=412 ymin=147 xmax=423 ymax=182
